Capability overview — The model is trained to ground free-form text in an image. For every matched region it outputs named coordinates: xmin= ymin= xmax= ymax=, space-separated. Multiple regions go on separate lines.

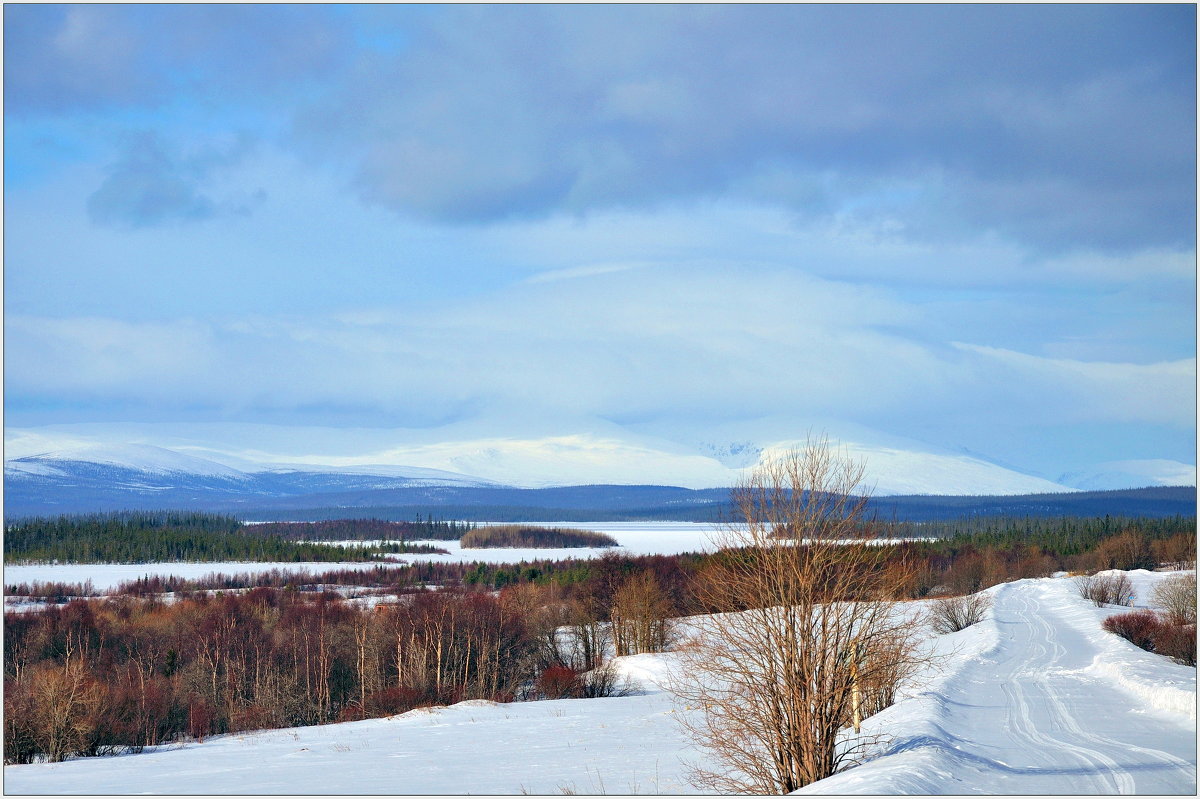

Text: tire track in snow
xmin=1025 ymin=583 xmax=1195 ymax=790
xmin=992 ymin=591 xmax=1119 ymax=793
xmin=1014 ymin=590 xmax=1132 ymax=793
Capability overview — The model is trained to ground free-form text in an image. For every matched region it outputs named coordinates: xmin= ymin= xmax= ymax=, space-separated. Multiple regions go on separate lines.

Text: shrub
xmin=1151 ymin=623 xmax=1197 ymax=667
xmin=1102 ymin=609 xmax=1161 ymax=651
xmin=536 ymin=665 xmax=582 ymax=699
xmin=1076 ymin=573 xmax=1135 ymax=607
xmin=1152 ymin=574 xmax=1197 ymax=626
xmin=929 ymin=593 xmax=992 ymax=634
xmin=579 ymin=661 xmax=638 ymax=698
xmin=1102 ymin=609 xmax=1198 ymax=666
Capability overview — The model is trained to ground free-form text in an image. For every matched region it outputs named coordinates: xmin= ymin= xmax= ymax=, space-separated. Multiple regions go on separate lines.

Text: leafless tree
xmin=1153 ymin=573 xmax=1197 ymax=626
xmin=1076 ymin=572 xmax=1136 ymax=607
xmin=611 ymin=571 xmax=674 ymax=656
xmin=929 ymin=593 xmax=992 ymax=634
xmin=671 ymin=438 xmax=923 ymax=793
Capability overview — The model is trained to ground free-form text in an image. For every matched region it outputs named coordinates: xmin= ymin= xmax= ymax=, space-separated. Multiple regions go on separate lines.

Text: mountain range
xmin=4 ymin=422 xmax=1194 ymax=519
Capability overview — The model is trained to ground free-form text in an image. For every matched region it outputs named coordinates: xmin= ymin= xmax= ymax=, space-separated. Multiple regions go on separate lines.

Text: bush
xmin=929 ymin=593 xmax=992 ymax=634
xmin=1076 ymin=573 xmax=1135 ymax=607
xmin=536 ymin=665 xmax=582 ymax=699
xmin=1102 ymin=609 xmax=1198 ymax=666
xmin=1102 ymin=609 xmax=1160 ymax=650
xmin=1151 ymin=623 xmax=1197 ymax=666
xmin=579 ymin=661 xmax=638 ymax=698
xmin=1152 ymin=573 xmax=1197 ymax=626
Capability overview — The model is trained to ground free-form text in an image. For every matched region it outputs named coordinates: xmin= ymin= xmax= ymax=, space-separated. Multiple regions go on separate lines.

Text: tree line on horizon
xmin=3 ymin=513 xmax=463 ymax=565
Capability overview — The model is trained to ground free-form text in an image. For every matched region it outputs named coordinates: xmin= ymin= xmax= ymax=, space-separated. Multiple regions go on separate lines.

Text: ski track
xmin=810 ymin=578 xmax=1195 ymax=794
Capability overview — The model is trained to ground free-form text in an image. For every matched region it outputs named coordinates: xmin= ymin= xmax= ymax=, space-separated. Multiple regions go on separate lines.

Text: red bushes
xmin=1102 ymin=609 xmax=1160 ymax=650
xmin=1151 ymin=623 xmax=1197 ymax=667
xmin=535 ymin=665 xmax=582 ymax=699
xmin=1103 ymin=609 xmax=1197 ymax=666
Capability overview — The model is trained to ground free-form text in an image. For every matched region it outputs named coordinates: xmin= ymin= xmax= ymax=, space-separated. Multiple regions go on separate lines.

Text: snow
xmin=9 ymin=442 xmax=249 ymax=478
xmin=3 ymin=561 xmax=397 ymax=593
xmin=4 ymin=572 xmax=1195 ymax=794
xmin=793 ymin=571 xmax=1197 ymax=795
xmin=5 ymin=665 xmax=709 ymax=795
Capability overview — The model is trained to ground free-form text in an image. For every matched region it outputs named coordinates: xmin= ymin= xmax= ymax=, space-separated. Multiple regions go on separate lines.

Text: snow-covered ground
xmin=795 ymin=571 xmax=1197 ymax=795
xmin=4 ymin=522 xmax=723 ymax=593
xmin=6 ymin=571 xmax=1195 ymax=795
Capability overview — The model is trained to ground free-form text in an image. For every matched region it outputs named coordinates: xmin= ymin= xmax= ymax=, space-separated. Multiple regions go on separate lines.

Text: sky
xmin=3 ymin=4 xmax=1196 ymax=479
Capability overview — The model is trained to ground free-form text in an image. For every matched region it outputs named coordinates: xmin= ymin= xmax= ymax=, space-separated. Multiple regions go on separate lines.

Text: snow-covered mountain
xmin=7 ymin=420 xmax=1192 ymax=516
xmin=6 ymin=421 xmax=1075 ymax=502
xmin=1057 ymin=459 xmax=1198 ymax=491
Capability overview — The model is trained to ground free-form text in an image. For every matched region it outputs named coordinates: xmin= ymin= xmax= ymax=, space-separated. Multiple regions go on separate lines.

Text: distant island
xmin=460 ymin=525 xmax=619 ymax=549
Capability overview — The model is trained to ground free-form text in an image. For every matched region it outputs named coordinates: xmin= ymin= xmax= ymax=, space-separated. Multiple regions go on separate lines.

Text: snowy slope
xmin=5 ymin=572 xmax=1194 ymax=795
xmin=8 ymin=442 xmax=248 ymax=479
xmin=5 ymin=423 xmax=1082 ymax=495
xmin=1059 ymin=459 xmax=1198 ymax=491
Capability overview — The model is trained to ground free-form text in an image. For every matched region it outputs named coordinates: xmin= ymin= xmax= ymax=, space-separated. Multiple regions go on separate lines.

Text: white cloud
xmin=952 ymin=343 xmax=1195 ymax=427
xmin=6 ymin=316 xmax=217 ymax=396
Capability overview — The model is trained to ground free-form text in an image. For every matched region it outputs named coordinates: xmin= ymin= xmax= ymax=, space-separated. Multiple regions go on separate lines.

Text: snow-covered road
xmin=801 ymin=576 xmax=1197 ymax=794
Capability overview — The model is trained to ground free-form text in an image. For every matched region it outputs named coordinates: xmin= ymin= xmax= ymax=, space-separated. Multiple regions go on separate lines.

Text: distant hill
xmin=4 ymin=440 xmax=1194 ymax=522
xmin=232 ymin=485 xmax=1194 ymax=524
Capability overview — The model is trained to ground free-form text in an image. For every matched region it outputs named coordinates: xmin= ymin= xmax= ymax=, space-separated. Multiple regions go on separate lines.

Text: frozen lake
xmin=4 ymin=521 xmax=726 ymax=593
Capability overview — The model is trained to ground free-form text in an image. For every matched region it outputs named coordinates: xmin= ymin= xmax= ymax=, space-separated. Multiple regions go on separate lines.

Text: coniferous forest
xmin=4 ymin=512 xmax=453 ymax=564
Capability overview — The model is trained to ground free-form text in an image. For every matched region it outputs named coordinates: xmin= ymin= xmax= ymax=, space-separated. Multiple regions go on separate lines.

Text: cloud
xmin=951 ymin=343 xmax=1196 ymax=428
xmin=6 ymin=316 xmax=218 ymax=398
xmin=7 ymin=263 xmax=1193 ymax=477
xmin=296 ymin=4 xmax=1194 ymax=253
xmin=4 ymin=4 xmax=353 ymax=115
xmin=8 ymin=5 xmax=1193 ymax=252
xmin=86 ymin=132 xmax=260 ymax=227
xmin=4 ymin=268 xmax=930 ymax=421
xmin=2 ymin=5 xmax=152 ymax=113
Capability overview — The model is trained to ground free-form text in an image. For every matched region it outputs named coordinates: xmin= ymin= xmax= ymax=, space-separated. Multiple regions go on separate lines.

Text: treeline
xmin=250 ymin=516 xmax=472 ymax=541
xmin=893 ymin=513 xmax=1193 ymax=556
xmin=460 ymin=525 xmax=619 ymax=549
xmin=4 ymin=513 xmax=447 ymax=564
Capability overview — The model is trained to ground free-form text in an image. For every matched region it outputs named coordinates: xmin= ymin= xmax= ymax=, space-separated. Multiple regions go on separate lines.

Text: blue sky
xmin=4 ymin=4 xmax=1196 ymax=476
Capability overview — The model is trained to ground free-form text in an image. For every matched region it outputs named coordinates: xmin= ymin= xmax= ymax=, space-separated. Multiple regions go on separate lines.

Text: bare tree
xmin=1076 ymin=572 xmax=1136 ymax=607
xmin=1153 ymin=573 xmax=1197 ymax=626
xmin=611 ymin=571 xmax=674 ymax=656
xmin=671 ymin=438 xmax=922 ymax=793
xmin=929 ymin=593 xmax=992 ymax=634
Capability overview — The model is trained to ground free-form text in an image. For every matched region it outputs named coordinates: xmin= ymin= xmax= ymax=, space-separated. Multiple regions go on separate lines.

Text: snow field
xmin=4 ymin=658 xmax=712 ymax=795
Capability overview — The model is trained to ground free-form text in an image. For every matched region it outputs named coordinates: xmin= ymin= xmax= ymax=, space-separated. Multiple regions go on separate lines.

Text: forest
xmin=4 ymin=512 xmax=1195 ymax=765
xmin=4 ymin=512 xmax=454 ymax=564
